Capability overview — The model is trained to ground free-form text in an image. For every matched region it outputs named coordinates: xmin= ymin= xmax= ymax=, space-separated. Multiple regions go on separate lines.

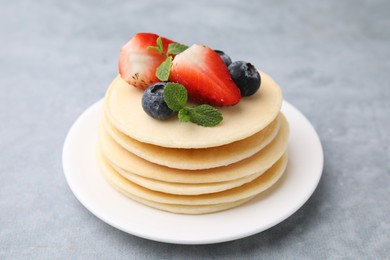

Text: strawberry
xmin=169 ymin=44 xmax=241 ymax=106
xmin=118 ymin=33 xmax=175 ymax=89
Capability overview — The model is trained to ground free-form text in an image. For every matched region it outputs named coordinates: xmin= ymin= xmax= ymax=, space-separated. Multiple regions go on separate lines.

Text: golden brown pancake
xmin=112 ymin=187 xmax=255 ymax=215
xmin=102 ymin=113 xmax=281 ymax=170
xmin=104 ymin=71 xmax=282 ymax=148
xmin=108 ymin=154 xmax=271 ymax=195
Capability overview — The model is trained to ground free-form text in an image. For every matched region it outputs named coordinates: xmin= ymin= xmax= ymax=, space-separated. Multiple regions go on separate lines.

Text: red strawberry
xmin=169 ymin=44 xmax=241 ymax=106
xmin=119 ymin=33 xmax=175 ymax=89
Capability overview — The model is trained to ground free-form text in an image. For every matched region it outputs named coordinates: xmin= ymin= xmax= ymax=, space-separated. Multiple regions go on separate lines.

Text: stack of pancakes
xmin=97 ymin=72 xmax=289 ymax=214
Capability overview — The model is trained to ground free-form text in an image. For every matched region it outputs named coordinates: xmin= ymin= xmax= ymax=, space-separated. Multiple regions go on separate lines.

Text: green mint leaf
xmin=178 ymin=107 xmax=191 ymax=122
xmin=147 ymin=36 xmax=164 ymax=54
xmin=187 ymin=105 xmax=223 ymax=127
xmin=156 ymin=36 xmax=163 ymax=53
xmin=163 ymin=83 xmax=188 ymax=112
xmin=168 ymin=43 xmax=189 ymax=55
xmin=156 ymin=56 xmax=172 ymax=81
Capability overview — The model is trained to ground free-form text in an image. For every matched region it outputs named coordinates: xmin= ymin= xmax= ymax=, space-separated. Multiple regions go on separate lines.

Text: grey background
xmin=1 ymin=0 xmax=389 ymax=259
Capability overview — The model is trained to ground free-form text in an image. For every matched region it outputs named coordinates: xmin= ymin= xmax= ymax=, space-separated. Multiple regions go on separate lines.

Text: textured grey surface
xmin=1 ymin=0 xmax=389 ymax=258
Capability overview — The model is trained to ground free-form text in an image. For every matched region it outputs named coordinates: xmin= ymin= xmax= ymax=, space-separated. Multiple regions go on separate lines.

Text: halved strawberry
xmin=169 ymin=44 xmax=241 ymax=106
xmin=119 ymin=33 xmax=175 ymax=89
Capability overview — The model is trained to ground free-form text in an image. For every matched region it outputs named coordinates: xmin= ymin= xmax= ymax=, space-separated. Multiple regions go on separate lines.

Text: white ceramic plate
xmin=62 ymin=99 xmax=323 ymax=245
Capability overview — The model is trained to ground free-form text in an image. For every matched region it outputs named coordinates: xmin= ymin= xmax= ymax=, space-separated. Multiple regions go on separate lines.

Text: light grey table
xmin=1 ymin=0 xmax=389 ymax=258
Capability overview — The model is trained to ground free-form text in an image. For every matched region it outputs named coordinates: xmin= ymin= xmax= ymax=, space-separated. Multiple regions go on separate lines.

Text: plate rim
xmin=62 ymin=99 xmax=324 ymax=245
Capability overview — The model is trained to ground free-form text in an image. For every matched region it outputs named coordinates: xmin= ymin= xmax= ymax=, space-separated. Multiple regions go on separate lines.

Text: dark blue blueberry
xmin=214 ymin=50 xmax=232 ymax=67
xmin=228 ymin=61 xmax=261 ymax=97
xmin=142 ymin=82 xmax=175 ymax=120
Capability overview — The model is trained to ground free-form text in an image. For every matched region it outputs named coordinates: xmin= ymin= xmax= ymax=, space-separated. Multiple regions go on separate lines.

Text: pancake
xmin=107 ymin=152 xmax=271 ymax=195
xmin=113 ymin=186 xmax=255 ymax=215
xmin=102 ymin=113 xmax=281 ymax=170
xmin=104 ymin=71 xmax=282 ymax=148
xmin=99 ymin=113 xmax=289 ymax=183
xmin=98 ymin=150 xmax=288 ymax=206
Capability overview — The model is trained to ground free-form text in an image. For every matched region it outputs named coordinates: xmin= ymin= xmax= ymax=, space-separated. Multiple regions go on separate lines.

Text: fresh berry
xmin=142 ymin=82 xmax=175 ymax=120
xmin=228 ymin=61 xmax=261 ymax=96
xmin=169 ymin=44 xmax=241 ymax=106
xmin=214 ymin=50 xmax=232 ymax=67
xmin=119 ymin=33 xmax=174 ymax=89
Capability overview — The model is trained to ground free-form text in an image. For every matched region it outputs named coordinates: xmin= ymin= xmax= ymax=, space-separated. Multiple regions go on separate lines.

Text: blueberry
xmin=228 ymin=61 xmax=261 ymax=97
xmin=214 ymin=50 xmax=232 ymax=67
xmin=142 ymin=82 xmax=175 ymax=120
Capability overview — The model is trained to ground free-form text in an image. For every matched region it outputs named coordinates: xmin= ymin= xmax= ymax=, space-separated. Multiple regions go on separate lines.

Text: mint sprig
xmin=163 ymin=83 xmax=223 ymax=127
xmin=148 ymin=37 xmax=188 ymax=81
xmin=147 ymin=36 xmax=164 ymax=54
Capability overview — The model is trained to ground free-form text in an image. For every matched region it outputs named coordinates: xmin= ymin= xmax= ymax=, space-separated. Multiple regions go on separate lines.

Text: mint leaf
xmin=147 ymin=36 xmax=164 ymax=54
xmin=187 ymin=105 xmax=223 ymax=127
xmin=178 ymin=107 xmax=191 ymax=122
xmin=156 ymin=36 xmax=163 ymax=53
xmin=168 ymin=43 xmax=189 ymax=55
xmin=156 ymin=56 xmax=172 ymax=81
xmin=163 ymin=83 xmax=188 ymax=111
xmin=165 ymin=84 xmax=223 ymax=126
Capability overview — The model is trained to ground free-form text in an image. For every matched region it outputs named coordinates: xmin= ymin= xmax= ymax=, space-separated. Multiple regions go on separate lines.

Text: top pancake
xmin=104 ymin=71 xmax=283 ymax=148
